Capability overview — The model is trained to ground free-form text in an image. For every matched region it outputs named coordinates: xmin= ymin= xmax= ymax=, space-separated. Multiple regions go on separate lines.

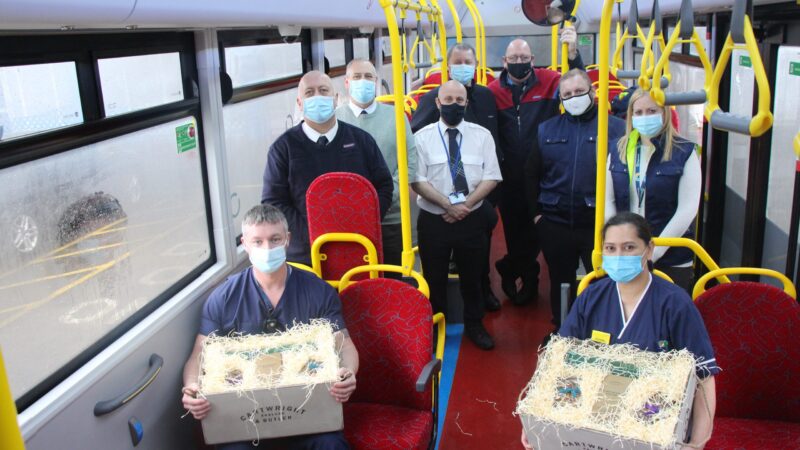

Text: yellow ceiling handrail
xmin=692 ymin=267 xmax=796 ymax=300
xmin=706 ymin=0 xmax=773 ymax=137
xmin=637 ymin=0 xmax=671 ymax=91
xmin=611 ymin=0 xmax=647 ymax=80
xmin=463 ymin=0 xmax=488 ymax=85
xmin=651 ymin=0 xmax=713 ymax=107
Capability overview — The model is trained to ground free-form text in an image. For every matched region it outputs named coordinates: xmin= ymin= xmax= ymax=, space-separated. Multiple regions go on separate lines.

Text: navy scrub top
xmin=200 ymin=266 xmax=346 ymax=336
xmin=559 ymin=274 xmax=720 ymax=378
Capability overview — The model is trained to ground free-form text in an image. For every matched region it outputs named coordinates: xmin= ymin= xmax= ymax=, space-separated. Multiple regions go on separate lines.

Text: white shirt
xmin=348 ymin=100 xmax=378 ymax=116
xmin=301 ymin=120 xmax=339 ymax=144
xmin=414 ymin=119 xmax=502 ymax=214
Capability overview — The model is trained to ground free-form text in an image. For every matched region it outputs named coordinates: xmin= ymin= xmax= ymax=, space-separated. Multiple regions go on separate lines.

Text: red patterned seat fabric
xmin=344 ymin=402 xmax=433 ymax=450
xmin=705 ymin=417 xmax=800 ymax=449
xmin=306 ymin=172 xmax=382 ymax=282
xmin=695 ymin=281 xmax=800 ymax=448
xmin=339 ymin=278 xmax=435 ymax=450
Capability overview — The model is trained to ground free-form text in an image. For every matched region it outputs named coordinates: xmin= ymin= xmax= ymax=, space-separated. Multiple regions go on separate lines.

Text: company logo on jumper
xmin=241 ymin=405 xmax=307 ymax=423
xmin=561 ymin=442 xmax=609 ymax=450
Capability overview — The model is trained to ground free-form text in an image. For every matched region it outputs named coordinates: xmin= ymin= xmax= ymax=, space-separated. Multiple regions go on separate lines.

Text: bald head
xmin=503 ymin=39 xmax=535 ymax=82
xmin=298 ymin=70 xmax=335 ymax=99
xmin=437 ymin=80 xmax=467 ymax=105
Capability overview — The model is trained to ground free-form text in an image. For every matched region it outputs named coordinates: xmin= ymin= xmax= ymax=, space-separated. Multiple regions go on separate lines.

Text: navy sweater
xmin=261 ymin=121 xmax=393 ymax=264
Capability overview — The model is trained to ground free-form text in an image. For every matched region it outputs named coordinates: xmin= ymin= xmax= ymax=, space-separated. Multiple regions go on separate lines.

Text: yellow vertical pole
xmin=439 ymin=0 xmax=462 ymax=43
xmin=475 ymin=2 xmax=488 ymax=84
xmin=593 ymin=0 xmax=615 ymax=270
xmin=435 ymin=2 xmax=449 ymax=83
xmin=551 ymin=25 xmax=559 ymax=71
xmin=0 ymin=348 xmax=25 ymax=450
xmin=463 ymin=0 xmax=484 ymax=84
xmin=560 ymin=0 xmax=581 ymax=74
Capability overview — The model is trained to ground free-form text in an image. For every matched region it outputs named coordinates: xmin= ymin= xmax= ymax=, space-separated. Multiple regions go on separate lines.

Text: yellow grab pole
xmin=463 ymin=0 xmax=484 ymax=84
xmin=593 ymin=0 xmax=615 ymax=271
xmin=0 ymin=348 xmax=25 ymax=450
xmin=439 ymin=0 xmax=462 ymax=43
xmin=469 ymin=0 xmax=489 ymax=85
xmin=560 ymin=0 xmax=581 ymax=74
xmin=550 ymin=25 xmax=559 ymax=71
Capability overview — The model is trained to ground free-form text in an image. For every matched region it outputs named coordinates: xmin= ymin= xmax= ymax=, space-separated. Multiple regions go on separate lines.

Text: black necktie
xmin=446 ymin=128 xmax=469 ymax=195
xmin=317 ymin=136 xmax=328 ymax=147
xmin=360 ymin=110 xmax=368 ymax=115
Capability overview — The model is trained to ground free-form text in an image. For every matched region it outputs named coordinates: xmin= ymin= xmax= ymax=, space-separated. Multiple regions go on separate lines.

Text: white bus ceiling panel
xmin=125 ymin=0 xmax=388 ymax=28
xmin=0 ymin=0 xmax=135 ymax=29
xmin=0 ymin=116 xmax=211 ymax=402
xmin=224 ymin=91 xmax=299 ymax=236
xmin=762 ymin=46 xmax=800 ymax=275
xmin=720 ymin=49 xmax=755 ymax=268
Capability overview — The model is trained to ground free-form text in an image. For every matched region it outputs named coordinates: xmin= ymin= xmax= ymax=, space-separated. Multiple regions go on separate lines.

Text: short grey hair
xmin=241 ymin=204 xmax=289 ymax=235
xmin=345 ymin=58 xmax=377 ymax=76
xmin=559 ymin=68 xmax=593 ymax=91
xmin=447 ymin=43 xmax=476 ymax=60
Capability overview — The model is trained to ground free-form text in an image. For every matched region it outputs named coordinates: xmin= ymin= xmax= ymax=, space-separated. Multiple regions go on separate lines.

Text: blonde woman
xmin=605 ymin=88 xmax=701 ymax=292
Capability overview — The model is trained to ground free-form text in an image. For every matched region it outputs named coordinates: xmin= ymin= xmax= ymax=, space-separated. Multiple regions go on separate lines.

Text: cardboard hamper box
xmin=519 ymin=339 xmax=698 ymax=450
xmin=201 ymin=382 xmax=342 ymax=445
xmin=198 ymin=324 xmax=343 ymax=445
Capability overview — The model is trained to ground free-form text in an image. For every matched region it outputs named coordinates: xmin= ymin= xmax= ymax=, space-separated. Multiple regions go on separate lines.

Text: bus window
xmin=324 ymin=39 xmax=347 ymax=68
xmin=97 ymin=53 xmax=184 ymax=117
xmin=353 ymin=37 xmax=371 ymax=60
xmin=225 ymin=43 xmax=303 ymax=88
xmin=0 ymin=116 xmax=211 ymax=405
xmin=0 ymin=62 xmax=83 ymax=142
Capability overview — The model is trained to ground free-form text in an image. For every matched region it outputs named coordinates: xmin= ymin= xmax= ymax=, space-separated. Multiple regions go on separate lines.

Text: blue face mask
xmin=303 ymin=95 xmax=335 ymax=124
xmin=632 ymin=113 xmax=664 ymax=138
xmin=450 ymin=64 xmax=476 ymax=85
xmin=249 ymin=245 xmax=287 ymax=274
xmin=349 ymin=79 xmax=376 ymax=105
xmin=602 ymin=252 xmax=646 ymax=283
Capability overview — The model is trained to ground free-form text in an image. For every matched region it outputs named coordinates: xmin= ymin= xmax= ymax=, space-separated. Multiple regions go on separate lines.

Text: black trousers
xmin=654 ymin=263 xmax=694 ymax=295
xmin=482 ymin=201 xmax=499 ymax=298
xmin=537 ymin=219 xmax=593 ymax=328
xmin=498 ymin=176 xmax=540 ymax=284
xmin=381 ymin=223 xmax=403 ymax=280
xmin=418 ymin=207 xmax=490 ymax=324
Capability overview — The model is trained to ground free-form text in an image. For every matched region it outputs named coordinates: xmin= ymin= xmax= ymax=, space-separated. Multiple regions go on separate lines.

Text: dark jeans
xmin=498 ymin=176 xmax=540 ymax=285
xmin=654 ymin=263 xmax=694 ymax=295
xmin=381 ymin=223 xmax=403 ymax=280
xmin=217 ymin=431 xmax=349 ymax=450
xmin=482 ymin=202 xmax=499 ymax=298
xmin=537 ymin=219 xmax=593 ymax=328
xmin=418 ymin=206 xmax=490 ymax=324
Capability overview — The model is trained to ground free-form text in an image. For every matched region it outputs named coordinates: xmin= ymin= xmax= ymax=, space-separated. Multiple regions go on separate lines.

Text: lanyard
xmin=437 ymin=124 xmax=464 ymax=188
xmin=634 ymin=144 xmax=646 ymax=210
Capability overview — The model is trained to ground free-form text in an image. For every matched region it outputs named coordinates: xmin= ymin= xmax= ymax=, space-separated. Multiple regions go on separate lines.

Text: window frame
xmin=0 ymin=31 xmax=216 ymax=413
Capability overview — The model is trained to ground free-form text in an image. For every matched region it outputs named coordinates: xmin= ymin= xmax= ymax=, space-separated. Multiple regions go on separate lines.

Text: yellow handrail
xmin=794 ymin=130 xmax=800 ymax=158
xmin=705 ymin=13 xmax=773 ymax=137
xmin=651 ymin=237 xmax=731 ymax=284
xmin=560 ymin=0 xmax=581 ymax=74
xmin=463 ymin=0 xmax=488 ymax=85
xmin=0 ymin=348 xmax=24 ymax=450
xmin=692 ymin=267 xmax=796 ymax=300
xmin=375 ymin=94 xmax=418 ymax=114
xmin=311 ymin=232 xmax=380 ymax=288
xmin=432 ymin=312 xmax=445 ymax=364
xmin=611 ymin=23 xmax=647 ymax=77
xmin=438 ymin=0 xmax=461 ymax=43
xmin=549 ymin=25 xmax=559 ymax=71
xmin=338 ymin=264 xmax=430 ymax=299
xmin=287 ymin=261 xmax=318 ymax=275
xmin=577 ymin=268 xmax=674 ymax=295
xmin=637 ymin=0 xmax=671 ymax=91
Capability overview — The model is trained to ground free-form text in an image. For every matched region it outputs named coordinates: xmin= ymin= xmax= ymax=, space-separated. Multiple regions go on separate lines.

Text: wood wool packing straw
xmin=516 ymin=336 xmax=699 ymax=450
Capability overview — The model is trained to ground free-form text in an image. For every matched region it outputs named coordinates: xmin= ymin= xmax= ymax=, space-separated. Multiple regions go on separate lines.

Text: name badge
xmin=448 ymin=192 xmax=466 ymax=204
xmin=591 ymin=330 xmax=611 ymax=345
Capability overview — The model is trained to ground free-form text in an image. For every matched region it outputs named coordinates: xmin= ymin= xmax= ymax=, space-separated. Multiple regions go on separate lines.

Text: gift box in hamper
xmin=516 ymin=336 xmax=698 ymax=450
xmin=199 ymin=320 xmax=343 ymax=445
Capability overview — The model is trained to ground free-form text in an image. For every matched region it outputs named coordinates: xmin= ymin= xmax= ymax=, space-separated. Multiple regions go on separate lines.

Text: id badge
xmin=448 ymin=192 xmax=466 ymax=204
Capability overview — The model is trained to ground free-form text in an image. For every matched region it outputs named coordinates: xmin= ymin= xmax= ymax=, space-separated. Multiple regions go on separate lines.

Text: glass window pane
xmin=381 ymin=36 xmax=392 ymax=58
xmin=324 ymin=39 xmax=346 ymax=67
xmin=98 ymin=52 xmax=184 ymax=117
xmin=0 ymin=116 xmax=211 ymax=401
xmin=354 ymin=38 xmax=371 ymax=60
xmin=0 ymin=62 xmax=83 ymax=142
xmin=225 ymin=43 xmax=303 ymax=88
xmin=223 ymin=91 xmax=298 ymax=237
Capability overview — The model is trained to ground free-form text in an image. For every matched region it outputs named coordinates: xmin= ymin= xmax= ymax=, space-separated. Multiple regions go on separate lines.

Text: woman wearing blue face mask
xmin=520 ymin=212 xmax=718 ymax=450
xmin=605 ymin=88 xmax=702 ymax=293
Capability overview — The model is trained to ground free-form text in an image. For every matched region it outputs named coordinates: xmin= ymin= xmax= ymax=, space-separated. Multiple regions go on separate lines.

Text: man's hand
xmin=560 ymin=25 xmax=578 ymax=59
xmin=330 ymin=368 xmax=357 ymax=403
xmin=445 ymin=203 xmax=471 ymax=222
xmin=182 ymin=383 xmax=211 ymax=420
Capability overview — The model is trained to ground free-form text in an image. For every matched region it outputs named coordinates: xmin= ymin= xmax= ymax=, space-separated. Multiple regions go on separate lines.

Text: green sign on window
xmin=176 ymin=123 xmax=197 ymax=153
xmin=578 ymin=35 xmax=593 ymax=46
xmin=739 ymin=55 xmax=752 ymax=68
xmin=790 ymin=61 xmax=800 ymax=77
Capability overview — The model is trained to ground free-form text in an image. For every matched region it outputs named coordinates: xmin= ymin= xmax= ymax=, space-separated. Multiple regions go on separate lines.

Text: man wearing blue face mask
xmin=411 ymin=42 xmax=502 ymax=312
xmin=262 ymin=70 xmax=394 ymax=266
xmin=523 ymin=69 xmax=625 ymax=335
xmin=181 ymin=204 xmax=359 ymax=450
xmin=335 ymin=59 xmax=416 ymax=277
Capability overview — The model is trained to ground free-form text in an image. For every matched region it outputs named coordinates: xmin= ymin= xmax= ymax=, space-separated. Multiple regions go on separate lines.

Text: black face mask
xmin=439 ymin=103 xmax=466 ymax=126
xmin=507 ymin=62 xmax=533 ymax=80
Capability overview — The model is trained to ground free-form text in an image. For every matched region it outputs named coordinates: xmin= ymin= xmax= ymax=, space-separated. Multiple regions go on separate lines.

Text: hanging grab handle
xmin=638 ymin=0 xmax=671 ymax=90
xmin=611 ymin=0 xmax=647 ymax=78
xmin=651 ymin=0 xmax=713 ymax=107
xmin=706 ymin=0 xmax=773 ymax=137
